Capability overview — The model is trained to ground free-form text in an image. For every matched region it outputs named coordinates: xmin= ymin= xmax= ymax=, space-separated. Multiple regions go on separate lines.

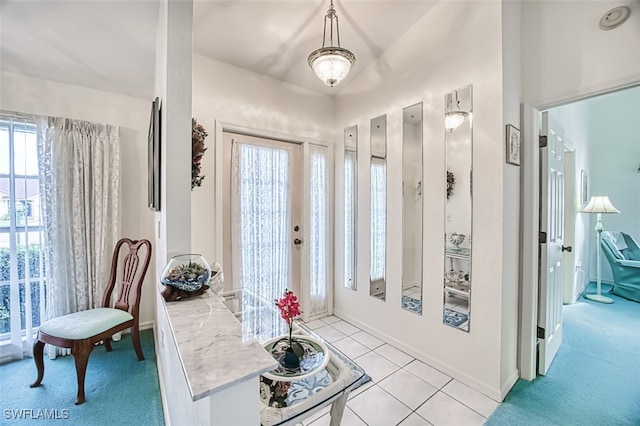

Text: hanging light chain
xmin=321 ymin=0 xmax=342 ymax=49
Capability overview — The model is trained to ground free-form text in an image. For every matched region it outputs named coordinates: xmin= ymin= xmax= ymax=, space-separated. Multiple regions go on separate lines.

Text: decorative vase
xmin=160 ymin=254 xmax=211 ymax=292
xmin=262 ymin=335 xmax=330 ymax=381
xmin=282 ymin=346 xmax=301 ymax=369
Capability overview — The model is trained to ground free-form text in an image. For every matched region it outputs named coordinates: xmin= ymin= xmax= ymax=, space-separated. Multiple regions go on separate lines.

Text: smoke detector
xmin=599 ymin=6 xmax=631 ymax=30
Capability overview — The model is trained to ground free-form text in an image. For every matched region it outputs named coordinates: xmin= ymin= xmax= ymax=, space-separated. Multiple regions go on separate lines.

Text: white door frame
xmin=519 ymin=107 xmax=584 ymax=379
xmin=519 ymin=83 xmax=639 ymax=380
xmin=519 ymin=104 xmax=540 ymax=381
xmin=213 ymin=120 xmax=334 ymax=320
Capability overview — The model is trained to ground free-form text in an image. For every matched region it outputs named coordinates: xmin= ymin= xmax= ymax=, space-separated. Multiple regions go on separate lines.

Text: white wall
xmin=584 ymin=87 xmax=640 ymax=282
xmin=0 ymin=71 xmax=157 ymax=326
xmin=501 ymin=0 xmax=521 ymax=392
xmin=190 ymin=53 xmax=334 ymax=278
xmin=154 ymin=0 xmax=193 ymax=270
xmin=522 ymin=0 xmax=640 ymax=108
xmin=334 ymin=1 xmax=512 ymax=400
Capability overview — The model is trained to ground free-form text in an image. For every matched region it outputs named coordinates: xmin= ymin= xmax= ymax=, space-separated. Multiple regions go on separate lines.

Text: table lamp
xmin=581 ymin=195 xmax=620 ymax=303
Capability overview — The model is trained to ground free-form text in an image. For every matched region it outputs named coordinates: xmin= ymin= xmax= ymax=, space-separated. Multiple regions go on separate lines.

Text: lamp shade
xmin=581 ymin=196 xmax=620 ymax=214
xmin=308 ymin=47 xmax=355 ymax=87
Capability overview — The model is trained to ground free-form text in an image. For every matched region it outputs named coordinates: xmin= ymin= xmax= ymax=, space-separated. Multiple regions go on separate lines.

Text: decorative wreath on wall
xmin=192 ymin=118 xmax=208 ymax=190
xmin=447 ymin=170 xmax=455 ymax=199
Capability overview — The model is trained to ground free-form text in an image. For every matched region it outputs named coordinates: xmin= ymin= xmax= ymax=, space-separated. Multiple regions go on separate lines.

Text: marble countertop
xmin=160 ymin=289 xmax=278 ymax=401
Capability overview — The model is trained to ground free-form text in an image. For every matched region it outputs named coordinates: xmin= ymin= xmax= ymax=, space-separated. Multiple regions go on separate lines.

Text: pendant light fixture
xmin=308 ymin=0 xmax=355 ymax=87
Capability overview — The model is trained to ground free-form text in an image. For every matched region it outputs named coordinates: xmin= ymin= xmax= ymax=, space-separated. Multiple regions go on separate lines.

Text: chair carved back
xmin=102 ymin=238 xmax=152 ymax=320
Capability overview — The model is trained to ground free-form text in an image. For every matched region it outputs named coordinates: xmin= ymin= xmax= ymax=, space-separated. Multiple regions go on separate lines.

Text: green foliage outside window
xmin=0 ymin=245 xmax=46 ymax=334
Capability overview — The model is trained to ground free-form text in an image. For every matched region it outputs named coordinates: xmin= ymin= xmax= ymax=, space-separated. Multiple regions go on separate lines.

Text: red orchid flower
xmin=275 ymin=289 xmax=302 ymax=345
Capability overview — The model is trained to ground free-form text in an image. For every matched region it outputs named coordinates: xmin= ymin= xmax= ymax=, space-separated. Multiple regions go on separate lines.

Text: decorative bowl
xmin=160 ymin=254 xmax=211 ymax=292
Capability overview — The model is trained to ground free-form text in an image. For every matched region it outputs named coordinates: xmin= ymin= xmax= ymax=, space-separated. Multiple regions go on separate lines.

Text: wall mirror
xmin=443 ymin=85 xmax=472 ymax=332
xmin=401 ymin=103 xmax=423 ymax=315
xmin=344 ymin=125 xmax=358 ymax=290
xmin=370 ymin=114 xmax=387 ymax=301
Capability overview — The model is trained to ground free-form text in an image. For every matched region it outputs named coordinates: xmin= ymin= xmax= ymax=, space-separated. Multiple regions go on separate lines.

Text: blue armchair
xmin=601 ymin=231 xmax=640 ymax=302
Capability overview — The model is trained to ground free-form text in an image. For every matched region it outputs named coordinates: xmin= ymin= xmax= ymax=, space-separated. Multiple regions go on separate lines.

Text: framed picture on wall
xmin=148 ymin=97 xmax=161 ymax=211
xmin=581 ymin=170 xmax=588 ymax=206
xmin=506 ymin=124 xmax=521 ymax=166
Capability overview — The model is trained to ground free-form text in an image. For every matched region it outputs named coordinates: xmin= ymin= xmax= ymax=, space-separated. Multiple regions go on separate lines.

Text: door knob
xmin=294 ymin=238 xmax=302 ymax=245
xmin=562 ymin=245 xmax=572 ymax=252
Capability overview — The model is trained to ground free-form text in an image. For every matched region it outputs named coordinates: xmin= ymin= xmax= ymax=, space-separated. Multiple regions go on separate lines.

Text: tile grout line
xmin=317 ymin=316 xmax=492 ymax=423
xmin=439 ymin=387 xmax=491 ymax=420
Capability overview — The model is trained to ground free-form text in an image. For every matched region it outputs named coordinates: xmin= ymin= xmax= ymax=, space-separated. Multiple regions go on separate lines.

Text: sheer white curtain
xmin=308 ymin=145 xmax=328 ymax=316
xmin=37 ymin=117 xmax=119 ymax=358
xmin=231 ymin=140 xmax=291 ymax=339
xmin=370 ymin=159 xmax=386 ymax=282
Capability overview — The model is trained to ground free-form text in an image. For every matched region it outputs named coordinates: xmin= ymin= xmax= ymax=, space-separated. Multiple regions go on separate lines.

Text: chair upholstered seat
xmin=39 ymin=308 xmax=133 ymax=340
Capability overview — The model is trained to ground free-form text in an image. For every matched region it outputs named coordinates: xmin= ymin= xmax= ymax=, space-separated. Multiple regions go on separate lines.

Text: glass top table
xmin=220 ymin=289 xmax=367 ymax=426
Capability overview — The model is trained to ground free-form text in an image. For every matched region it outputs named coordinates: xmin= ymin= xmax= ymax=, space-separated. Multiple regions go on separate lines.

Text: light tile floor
xmin=301 ymin=315 xmax=499 ymax=426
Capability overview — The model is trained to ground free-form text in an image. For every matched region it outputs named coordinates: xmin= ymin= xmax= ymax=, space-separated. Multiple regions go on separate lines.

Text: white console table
xmin=155 ymin=288 xmax=366 ymax=426
xmin=155 ymin=288 xmax=277 ymax=425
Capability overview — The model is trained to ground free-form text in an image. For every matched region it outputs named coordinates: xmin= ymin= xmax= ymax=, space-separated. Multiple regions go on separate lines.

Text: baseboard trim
xmin=500 ymin=369 xmax=519 ymax=401
xmin=578 ymin=279 xmax=615 ymax=298
xmin=140 ymin=320 xmax=154 ymax=331
xmin=333 ymin=309 xmax=504 ymax=402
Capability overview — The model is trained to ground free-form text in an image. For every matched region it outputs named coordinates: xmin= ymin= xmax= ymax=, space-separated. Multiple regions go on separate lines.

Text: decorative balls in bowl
xmin=160 ymin=254 xmax=211 ymax=292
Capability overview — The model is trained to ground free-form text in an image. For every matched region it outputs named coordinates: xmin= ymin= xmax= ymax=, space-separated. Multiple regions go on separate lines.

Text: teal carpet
xmin=0 ymin=329 xmax=164 ymax=425
xmin=487 ymin=283 xmax=640 ymax=426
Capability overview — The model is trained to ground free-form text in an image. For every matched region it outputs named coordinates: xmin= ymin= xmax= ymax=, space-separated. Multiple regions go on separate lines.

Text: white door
xmin=537 ymin=112 xmax=565 ymax=375
xmin=223 ymin=131 xmax=302 ymax=299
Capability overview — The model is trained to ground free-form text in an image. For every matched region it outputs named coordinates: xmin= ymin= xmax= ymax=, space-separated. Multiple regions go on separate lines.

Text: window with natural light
xmin=344 ymin=150 xmax=356 ymax=290
xmin=0 ymin=116 xmax=46 ymax=344
xmin=309 ymin=145 xmax=328 ymax=316
xmin=370 ymin=159 xmax=386 ymax=283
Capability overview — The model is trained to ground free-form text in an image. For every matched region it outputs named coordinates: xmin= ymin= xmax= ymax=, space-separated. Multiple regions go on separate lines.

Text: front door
xmin=537 ymin=112 xmax=565 ymax=375
xmin=223 ymin=131 xmax=302 ymax=301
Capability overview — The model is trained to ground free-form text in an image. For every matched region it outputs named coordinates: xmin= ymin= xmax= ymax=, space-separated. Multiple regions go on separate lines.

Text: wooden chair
xmin=30 ymin=238 xmax=152 ymax=404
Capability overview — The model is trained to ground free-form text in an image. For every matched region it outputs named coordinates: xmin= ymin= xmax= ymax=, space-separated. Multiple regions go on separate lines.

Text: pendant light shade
xmin=445 ymin=90 xmax=468 ymax=132
xmin=308 ymin=1 xmax=355 ymax=87
xmin=445 ymin=111 xmax=468 ymax=132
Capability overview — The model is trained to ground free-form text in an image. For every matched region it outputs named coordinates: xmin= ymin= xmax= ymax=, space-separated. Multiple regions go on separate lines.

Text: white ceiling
xmin=0 ymin=0 xmax=437 ymax=100
xmin=193 ymin=1 xmax=437 ymax=96
xmin=0 ymin=0 xmax=159 ymax=100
